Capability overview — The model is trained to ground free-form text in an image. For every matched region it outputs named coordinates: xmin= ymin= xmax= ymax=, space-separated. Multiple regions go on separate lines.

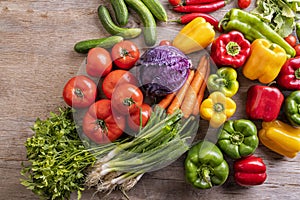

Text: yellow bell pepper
xmin=200 ymin=91 xmax=236 ymax=128
xmin=242 ymin=39 xmax=287 ymax=84
xmin=259 ymin=120 xmax=300 ymax=158
xmin=172 ymin=17 xmax=215 ymax=54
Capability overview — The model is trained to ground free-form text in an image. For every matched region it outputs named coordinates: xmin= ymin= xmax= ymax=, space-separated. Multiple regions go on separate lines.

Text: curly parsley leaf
xmin=21 ymin=107 xmax=96 ymax=200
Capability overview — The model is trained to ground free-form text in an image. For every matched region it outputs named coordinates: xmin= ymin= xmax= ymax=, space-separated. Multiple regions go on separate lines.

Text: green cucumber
xmin=109 ymin=0 xmax=129 ymax=26
xmin=141 ymin=0 xmax=168 ymax=22
xmin=74 ymin=36 xmax=124 ymax=53
xmin=124 ymin=0 xmax=157 ymax=46
xmin=97 ymin=5 xmax=141 ymax=39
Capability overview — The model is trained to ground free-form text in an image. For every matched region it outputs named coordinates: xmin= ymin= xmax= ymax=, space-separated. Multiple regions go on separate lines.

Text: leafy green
xmin=21 ymin=107 xmax=96 ymax=200
xmin=251 ymin=0 xmax=300 ymax=37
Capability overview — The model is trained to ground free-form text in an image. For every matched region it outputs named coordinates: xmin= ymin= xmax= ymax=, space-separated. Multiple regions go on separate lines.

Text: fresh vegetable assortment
xmin=21 ymin=1 xmax=300 ymax=199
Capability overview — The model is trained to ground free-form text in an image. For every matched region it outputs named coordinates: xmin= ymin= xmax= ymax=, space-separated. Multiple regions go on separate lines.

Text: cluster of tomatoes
xmin=62 ymin=40 xmax=152 ymax=144
xmin=284 ymin=34 xmax=300 ymax=56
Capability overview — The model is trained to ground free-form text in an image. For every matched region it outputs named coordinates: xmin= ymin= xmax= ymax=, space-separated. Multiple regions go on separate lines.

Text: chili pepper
xmin=175 ymin=13 xmax=222 ymax=32
xmin=217 ymin=119 xmax=259 ymax=159
xmin=169 ymin=0 xmax=222 ymax=6
xmin=173 ymin=17 xmax=215 ymax=54
xmin=185 ymin=140 xmax=229 ymax=189
xmin=234 ymin=155 xmax=267 ymax=186
xmin=259 ymin=120 xmax=300 ymax=158
xmin=242 ymin=39 xmax=287 ymax=84
xmin=210 ymin=31 xmax=250 ymax=68
xmin=200 ymin=91 xmax=236 ymax=128
xmin=220 ymin=9 xmax=296 ymax=57
xmin=207 ymin=67 xmax=239 ymax=97
xmin=285 ymin=91 xmax=300 ymax=127
xmin=246 ymin=85 xmax=284 ymax=122
xmin=277 ymin=57 xmax=300 ymax=90
xmin=173 ymin=1 xmax=227 ymax=13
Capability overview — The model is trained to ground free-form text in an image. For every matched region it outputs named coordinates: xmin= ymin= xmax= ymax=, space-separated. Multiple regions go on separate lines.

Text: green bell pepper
xmin=185 ymin=140 xmax=229 ymax=189
xmin=285 ymin=91 xmax=300 ymax=127
xmin=217 ymin=119 xmax=259 ymax=159
xmin=207 ymin=67 xmax=239 ymax=97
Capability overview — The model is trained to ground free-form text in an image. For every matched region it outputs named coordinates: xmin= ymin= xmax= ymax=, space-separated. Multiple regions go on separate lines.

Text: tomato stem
xmin=123 ymin=97 xmax=135 ymax=106
xmin=74 ymin=88 xmax=84 ymax=98
xmin=95 ymin=119 xmax=108 ymax=133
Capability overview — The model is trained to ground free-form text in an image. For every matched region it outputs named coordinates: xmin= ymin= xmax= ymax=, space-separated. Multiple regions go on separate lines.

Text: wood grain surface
xmin=1 ymin=0 xmax=299 ymax=199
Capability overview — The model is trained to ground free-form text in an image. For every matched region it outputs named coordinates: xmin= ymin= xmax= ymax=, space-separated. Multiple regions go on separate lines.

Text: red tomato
xmin=82 ymin=99 xmax=125 ymax=144
xmin=127 ymin=103 xmax=152 ymax=132
xmin=102 ymin=69 xmax=138 ymax=99
xmin=237 ymin=0 xmax=251 ymax=9
xmin=62 ymin=75 xmax=97 ymax=108
xmin=86 ymin=47 xmax=112 ymax=77
xmin=111 ymin=83 xmax=143 ymax=115
xmin=159 ymin=40 xmax=172 ymax=46
xmin=285 ymin=34 xmax=297 ymax=47
xmin=111 ymin=40 xmax=140 ymax=70
xmin=295 ymin=44 xmax=300 ymax=57
xmin=168 ymin=0 xmax=181 ymax=6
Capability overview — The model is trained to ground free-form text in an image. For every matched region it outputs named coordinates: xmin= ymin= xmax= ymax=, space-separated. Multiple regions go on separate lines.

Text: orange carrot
xmin=180 ymin=55 xmax=208 ymax=118
xmin=167 ymin=69 xmax=195 ymax=114
xmin=157 ymin=92 xmax=176 ymax=109
xmin=192 ymin=59 xmax=210 ymax=116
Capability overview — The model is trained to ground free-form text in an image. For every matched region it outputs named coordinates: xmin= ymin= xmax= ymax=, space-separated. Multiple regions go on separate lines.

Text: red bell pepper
xmin=246 ymin=85 xmax=284 ymax=122
xmin=277 ymin=57 xmax=300 ymax=90
xmin=210 ymin=31 xmax=250 ymax=68
xmin=234 ymin=155 xmax=267 ymax=186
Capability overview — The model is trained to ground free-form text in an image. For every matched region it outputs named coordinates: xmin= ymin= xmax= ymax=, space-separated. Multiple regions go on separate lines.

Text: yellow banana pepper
xmin=172 ymin=17 xmax=215 ymax=54
xmin=259 ymin=120 xmax=300 ymax=158
xmin=200 ymin=91 xmax=236 ymax=128
xmin=242 ymin=39 xmax=287 ymax=84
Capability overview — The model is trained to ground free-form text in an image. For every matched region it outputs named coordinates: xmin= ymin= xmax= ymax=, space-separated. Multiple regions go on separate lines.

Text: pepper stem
xmin=214 ymin=103 xmax=224 ymax=113
xmin=295 ymin=68 xmax=300 ymax=79
xmin=230 ymin=132 xmax=244 ymax=145
xmin=226 ymin=41 xmax=241 ymax=56
xmin=202 ymin=168 xmax=213 ymax=188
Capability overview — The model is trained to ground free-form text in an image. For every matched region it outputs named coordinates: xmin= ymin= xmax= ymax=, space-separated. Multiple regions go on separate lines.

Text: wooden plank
xmin=0 ymin=0 xmax=300 ymax=199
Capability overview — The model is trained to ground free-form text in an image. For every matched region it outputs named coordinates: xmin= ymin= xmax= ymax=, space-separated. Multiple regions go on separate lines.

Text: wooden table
xmin=1 ymin=0 xmax=299 ymax=199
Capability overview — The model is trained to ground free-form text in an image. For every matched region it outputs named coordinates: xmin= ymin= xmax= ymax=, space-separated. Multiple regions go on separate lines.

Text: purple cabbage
xmin=137 ymin=45 xmax=192 ymax=97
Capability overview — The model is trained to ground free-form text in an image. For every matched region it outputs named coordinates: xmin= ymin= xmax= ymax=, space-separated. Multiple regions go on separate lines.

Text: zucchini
xmin=124 ymin=0 xmax=157 ymax=46
xmin=141 ymin=0 xmax=168 ymax=22
xmin=109 ymin=0 xmax=129 ymax=26
xmin=74 ymin=36 xmax=124 ymax=53
xmin=97 ymin=5 xmax=141 ymax=39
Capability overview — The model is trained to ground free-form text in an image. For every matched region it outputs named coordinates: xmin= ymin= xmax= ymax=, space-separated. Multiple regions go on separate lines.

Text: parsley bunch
xmin=21 ymin=107 xmax=96 ymax=200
